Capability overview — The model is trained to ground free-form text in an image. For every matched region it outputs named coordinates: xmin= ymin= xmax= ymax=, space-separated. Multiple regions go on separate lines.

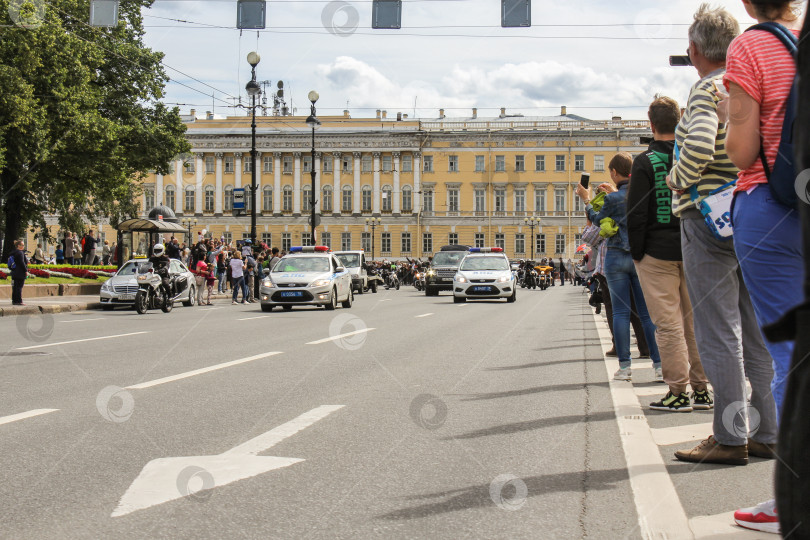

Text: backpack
xmin=7 ymin=255 xmax=15 ymax=270
xmin=746 ymin=22 xmax=799 ymax=209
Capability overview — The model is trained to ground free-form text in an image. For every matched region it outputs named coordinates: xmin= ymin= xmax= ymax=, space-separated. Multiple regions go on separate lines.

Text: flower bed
xmin=0 ymin=270 xmax=7 ymax=280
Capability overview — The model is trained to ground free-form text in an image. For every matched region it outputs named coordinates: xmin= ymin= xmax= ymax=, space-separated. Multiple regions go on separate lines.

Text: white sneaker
xmin=614 ymin=367 xmax=632 ymax=381
xmin=654 ymin=367 xmax=664 ymax=383
xmin=734 ymin=499 xmax=780 ymax=534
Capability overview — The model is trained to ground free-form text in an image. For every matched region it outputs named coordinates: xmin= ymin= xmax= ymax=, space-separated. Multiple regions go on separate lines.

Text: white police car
xmin=452 ymin=248 xmax=516 ymax=303
xmin=259 ymin=246 xmax=353 ymax=312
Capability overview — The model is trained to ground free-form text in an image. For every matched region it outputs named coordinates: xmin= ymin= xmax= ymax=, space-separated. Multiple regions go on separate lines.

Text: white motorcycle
xmin=135 ymin=262 xmax=189 ymax=314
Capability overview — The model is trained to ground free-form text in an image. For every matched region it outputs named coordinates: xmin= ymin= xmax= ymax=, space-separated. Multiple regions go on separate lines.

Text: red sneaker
xmin=734 ymin=499 xmax=780 ymax=534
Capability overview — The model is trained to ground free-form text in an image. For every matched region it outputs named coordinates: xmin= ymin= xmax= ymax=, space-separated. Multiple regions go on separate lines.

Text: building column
xmin=215 ymin=153 xmax=223 ymax=216
xmin=273 ymin=152 xmax=282 ymax=215
xmin=234 ymin=152 xmax=242 ymax=189
xmin=392 ymin=152 xmax=401 ymax=215
xmin=194 ymin=156 xmax=203 ymax=216
xmin=332 ymin=152 xmax=341 ymax=216
xmin=314 ymin=151 xmax=322 ymax=215
xmin=352 ymin=152 xmax=361 ymax=216
xmin=254 ymin=151 xmax=262 ymax=214
xmin=293 ymin=152 xmax=302 ymax=216
xmin=413 ymin=152 xmax=421 ymax=211
xmin=156 ymin=173 xmax=164 ymax=206
xmin=372 ymin=152 xmax=381 ymax=215
xmin=175 ymin=159 xmax=183 ymax=215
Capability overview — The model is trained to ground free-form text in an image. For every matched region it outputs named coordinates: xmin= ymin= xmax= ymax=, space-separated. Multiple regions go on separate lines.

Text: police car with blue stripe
xmin=260 ymin=246 xmax=353 ymax=312
xmin=453 ymin=247 xmax=517 ymax=303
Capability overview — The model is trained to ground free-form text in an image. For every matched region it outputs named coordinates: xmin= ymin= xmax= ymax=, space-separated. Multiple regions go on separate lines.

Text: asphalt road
xmin=0 ymin=285 xmax=775 ymax=539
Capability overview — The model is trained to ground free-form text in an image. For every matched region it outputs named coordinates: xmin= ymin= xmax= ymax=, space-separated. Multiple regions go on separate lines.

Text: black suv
xmin=424 ymin=245 xmax=470 ymax=296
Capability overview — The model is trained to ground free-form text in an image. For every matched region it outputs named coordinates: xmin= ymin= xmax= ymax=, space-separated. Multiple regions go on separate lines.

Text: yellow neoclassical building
xmin=32 ymin=107 xmax=651 ymax=260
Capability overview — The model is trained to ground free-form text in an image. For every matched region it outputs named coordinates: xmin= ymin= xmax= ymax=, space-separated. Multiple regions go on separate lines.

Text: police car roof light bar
xmin=289 ymin=246 xmax=331 ymax=253
xmin=469 ymin=247 xmax=503 ymax=253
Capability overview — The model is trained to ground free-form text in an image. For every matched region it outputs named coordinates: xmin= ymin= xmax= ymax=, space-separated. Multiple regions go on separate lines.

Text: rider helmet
xmin=153 ymin=244 xmax=165 ymax=256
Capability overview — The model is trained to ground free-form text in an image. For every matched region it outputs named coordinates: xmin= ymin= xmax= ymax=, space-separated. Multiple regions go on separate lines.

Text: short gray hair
xmin=688 ymin=3 xmax=740 ymax=63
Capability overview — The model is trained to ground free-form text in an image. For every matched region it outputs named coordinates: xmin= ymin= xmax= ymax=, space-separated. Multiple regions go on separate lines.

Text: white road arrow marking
xmin=111 ymin=405 xmax=345 ymax=517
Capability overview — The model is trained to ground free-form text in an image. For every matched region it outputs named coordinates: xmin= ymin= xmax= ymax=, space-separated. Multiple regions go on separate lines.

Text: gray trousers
xmin=680 ymin=213 xmax=777 ymax=446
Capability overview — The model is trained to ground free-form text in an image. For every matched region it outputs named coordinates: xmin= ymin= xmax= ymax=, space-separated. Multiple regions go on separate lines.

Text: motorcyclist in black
xmin=149 ymin=243 xmax=172 ymax=298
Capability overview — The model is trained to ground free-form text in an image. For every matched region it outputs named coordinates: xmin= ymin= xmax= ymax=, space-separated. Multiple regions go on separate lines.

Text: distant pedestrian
xmin=8 ymin=239 xmax=28 ymax=306
xmin=102 ymin=241 xmax=111 ymax=265
xmin=229 ymin=251 xmax=248 ymax=304
xmin=32 ymin=243 xmax=45 ymax=264
xmin=82 ymin=230 xmax=98 ymax=265
xmin=64 ymin=233 xmax=75 ymax=265
xmin=55 ymin=245 xmax=64 ymax=265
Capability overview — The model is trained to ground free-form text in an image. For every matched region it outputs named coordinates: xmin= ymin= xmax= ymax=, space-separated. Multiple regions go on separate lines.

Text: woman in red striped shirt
xmin=723 ymin=0 xmax=804 ymax=535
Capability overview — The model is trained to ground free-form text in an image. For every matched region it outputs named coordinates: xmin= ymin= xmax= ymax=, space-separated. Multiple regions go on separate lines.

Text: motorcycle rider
xmin=149 ymin=243 xmax=172 ymax=299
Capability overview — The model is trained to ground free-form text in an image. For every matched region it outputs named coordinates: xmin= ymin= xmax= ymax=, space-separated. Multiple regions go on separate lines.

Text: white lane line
xmin=0 ymin=408 xmax=59 ymax=427
xmin=651 ymin=422 xmax=713 ymax=447
xmin=689 ymin=511 xmax=765 ymax=539
xmin=238 ymin=315 xmax=271 ymax=321
xmin=199 ymin=307 xmax=223 ymax=311
xmin=415 ymin=313 xmax=434 ymax=318
xmin=126 ymin=352 xmax=283 ymax=390
xmin=61 ymin=318 xmax=105 ymax=324
xmin=458 ymin=303 xmax=469 ymax=307
xmin=17 ymin=331 xmax=149 ymax=351
xmin=306 ymin=328 xmax=375 ymax=345
xmin=593 ymin=309 xmax=691 ymax=538
xmin=379 ymin=299 xmax=392 ymax=302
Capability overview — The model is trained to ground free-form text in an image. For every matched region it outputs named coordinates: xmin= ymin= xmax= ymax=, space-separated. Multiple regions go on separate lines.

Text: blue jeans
xmin=604 ymin=249 xmax=661 ymax=368
xmin=217 ymin=269 xmax=227 ymax=293
xmin=733 ymin=186 xmax=804 ymax=418
xmin=232 ymin=276 xmax=247 ymax=302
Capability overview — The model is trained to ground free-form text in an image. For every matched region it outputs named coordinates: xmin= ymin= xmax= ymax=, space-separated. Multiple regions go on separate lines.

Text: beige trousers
xmin=634 ymin=255 xmax=707 ymax=394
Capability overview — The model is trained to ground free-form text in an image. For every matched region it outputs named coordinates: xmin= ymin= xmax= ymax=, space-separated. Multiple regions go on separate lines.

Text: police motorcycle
xmin=383 ymin=266 xmax=400 ymax=290
xmin=134 ymin=244 xmax=189 ymax=314
xmin=413 ymin=269 xmax=425 ymax=291
xmin=521 ymin=261 xmax=538 ymax=289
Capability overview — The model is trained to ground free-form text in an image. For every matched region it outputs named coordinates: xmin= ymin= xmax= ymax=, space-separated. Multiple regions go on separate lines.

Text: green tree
xmin=0 ymin=0 xmax=190 ymax=259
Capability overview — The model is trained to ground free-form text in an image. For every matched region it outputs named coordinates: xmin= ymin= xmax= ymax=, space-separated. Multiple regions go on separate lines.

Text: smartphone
xmin=580 ymin=173 xmax=590 ymax=189
xmin=669 ymin=55 xmax=692 ymax=67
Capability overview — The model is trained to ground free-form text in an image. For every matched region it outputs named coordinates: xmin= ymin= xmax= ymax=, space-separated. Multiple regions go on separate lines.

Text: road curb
xmin=0 ymin=302 xmax=101 ymax=318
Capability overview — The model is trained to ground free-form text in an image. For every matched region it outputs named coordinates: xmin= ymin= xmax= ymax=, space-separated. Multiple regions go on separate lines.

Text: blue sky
xmin=141 ymin=0 xmax=759 ymax=120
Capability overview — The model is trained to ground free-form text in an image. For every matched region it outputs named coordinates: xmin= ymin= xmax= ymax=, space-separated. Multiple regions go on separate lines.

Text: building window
xmin=244 ymin=186 xmax=253 ymax=212
xmin=361 ymin=155 xmax=372 ymax=173
xmin=282 ymin=233 xmax=291 ymax=252
xmin=382 ymin=155 xmax=392 ymax=172
xmin=244 ymin=157 xmax=252 ymax=173
xmin=515 ymin=189 xmax=526 ymax=212
xmin=361 ymin=186 xmax=372 ymax=213
xmin=515 ymin=155 xmax=525 ymax=172
xmin=448 ymin=188 xmax=459 ymax=212
xmin=322 ymin=185 xmax=333 ymax=213
xmin=575 ymin=154 xmax=585 ymax=172
xmin=422 ymin=190 xmax=434 ymax=212
xmin=402 ymin=186 xmax=412 ymax=212
xmin=342 ymin=186 xmax=352 ymax=212
xmin=380 ymin=232 xmax=391 ymax=253
xmin=475 ymin=233 xmax=485 ymax=248
xmin=144 ymin=188 xmax=155 ymax=210
xmin=342 ymin=155 xmax=352 ymax=173
xmin=302 ymin=185 xmax=312 ymax=212
xmin=495 ymin=233 xmax=505 ymax=250
xmin=204 ymin=186 xmax=214 ymax=212
xmin=283 ymin=186 xmax=293 ymax=212
xmin=184 ymin=186 xmax=195 ymax=212
xmin=555 ymin=187 xmax=566 ymax=212
xmin=555 ymin=155 xmax=565 ymax=171
xmin=205 ymin=156 xmax=215 ymax=173
xmin=535 ymin=188 xmax=546 ymax=213
xmin=222 ymin=232 xmax=232 ymax=245
xmin=321 ymin=232 xmax=331 ymax=249
xmin=449 ymin=232 xmax=458 ymax=245
xmin=301 ymin=232 xmax=313 ymax=247
xmin=495 ymin=155 xmax=505 ymax=172
xmin=536 ymin=233 xmax=546 ymax=255
xmin=474 ymin=188 xmax=486 ymax=212
xmin=448 ymin=155 xmax=458 ymax=172
xmin=168 ymin=161 xmax=175 ymax=174
xmin=423 ymin=232 xmax=433 ymax=254
xmin=555 ymin=234 xmax=566 ymax=254
xmin=323 ymin=157 xmax=333 ymax=173
xmin=302 ymin=156 xmax=312 ymax=173
xmin=165 ymin=185 xmax=175 ymax=209
xmin=361 ymin=232 xmax=371 ymax=252
xmin=224 ymin=185 xmax=233 ymax=211
xmin=475 ymin=155 xmax=485 ymax=172
xmin=283 ymin=156 xmax=293 ymax=173
xmin=402 ymin=155 xmax=412 ymax=172
xmin=224 ymin=156 xmax=234 ymax=173
xmin=515 ymin=234 xmax=525 ymax=254
xmin=401 ymin=232 xmax=411 ymax=253
xmin=575 ymin=233 xmax=583 ymax=248
xmin=495 ymin=188 xmax=506 ymax=212
xmin=263 ymin=156 xmax=273 ymax=173
xmin=594 ymin=155 xmax=605 ymax=172
xmin=184 ymin=158 xmax=195 ymax=173
xmin=263 ymin=186 xmax=273 ymax=212
xmin=574 ymin=195 xmax=584 ymax=212
xmin=382 ymin=185 xmax=392 ymax=212
xmin=535 ymin=155 xmax=545 ymax=172
xmin=423 ymin=155 xmax=433 ymax=172
xmin=261 ymin=233 xmax=272 ymax=247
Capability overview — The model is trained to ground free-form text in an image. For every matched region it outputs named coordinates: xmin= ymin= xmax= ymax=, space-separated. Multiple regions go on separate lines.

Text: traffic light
xmin=237 ymin=0 xmax=266 ymax=30
xmin=372 ymin=0 xmax=401 ymax=29
xmin=501 ymin=0 xmax=531 ymax=28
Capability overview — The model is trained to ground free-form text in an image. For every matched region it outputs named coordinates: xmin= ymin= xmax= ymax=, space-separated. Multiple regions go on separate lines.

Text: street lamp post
xmin=182 ymin=218 xmax=197 ymax=243
xmin=524 ymin=216 xmax=537 ymax=260
xmin=245 ymin=52 xmax=262 ymax=299
xmin=305 ymin=91 xmax=320 ymax=245
xmin=365 ymin=217 xmax=380 ymax=260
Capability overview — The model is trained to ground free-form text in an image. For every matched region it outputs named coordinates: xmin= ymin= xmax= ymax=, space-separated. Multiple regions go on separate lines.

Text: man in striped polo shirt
xmin=666 ymin=4 xmax=778 ymax=468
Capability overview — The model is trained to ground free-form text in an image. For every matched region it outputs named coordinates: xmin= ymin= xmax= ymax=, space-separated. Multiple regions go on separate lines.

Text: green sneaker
xmin=691 ymin=389 xmax=714 ymax=410
xmin=650 ymin=391 xmax=693 ymax=412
